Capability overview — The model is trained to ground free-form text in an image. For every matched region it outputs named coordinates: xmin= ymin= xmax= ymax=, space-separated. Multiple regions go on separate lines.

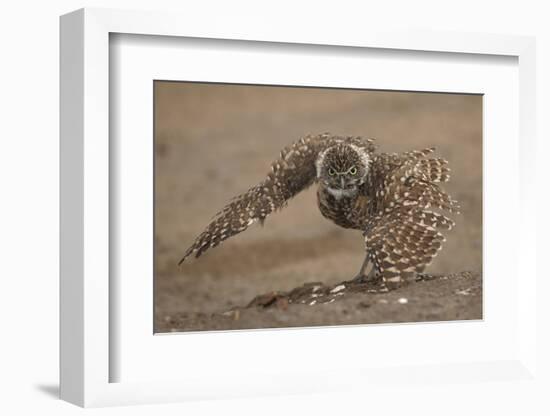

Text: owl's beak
xmin=340 ymin=177 xmax=346 ymax=189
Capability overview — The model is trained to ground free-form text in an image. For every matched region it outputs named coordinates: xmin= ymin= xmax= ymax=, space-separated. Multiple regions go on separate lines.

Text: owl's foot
xmin=352 ymin=266 xmax=379 ymax=284
xmin=352 ymin=255 xmax=379 ymax=284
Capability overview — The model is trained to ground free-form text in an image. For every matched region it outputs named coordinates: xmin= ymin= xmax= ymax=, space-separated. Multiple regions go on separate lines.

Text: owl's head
xmin=315 ymin=143 xmax=370 ymax=199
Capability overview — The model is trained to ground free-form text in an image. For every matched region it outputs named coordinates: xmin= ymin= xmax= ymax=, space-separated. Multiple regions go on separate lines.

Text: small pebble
xmin=309 ymin=300 xmax=317 ymax=306
xmin=397 ymin=297 xmax=408 ymax=304
xmin=330 ymin=284 xmax=346 ymax=293
xmin=312 ymin=285 xmax=322 ymax=292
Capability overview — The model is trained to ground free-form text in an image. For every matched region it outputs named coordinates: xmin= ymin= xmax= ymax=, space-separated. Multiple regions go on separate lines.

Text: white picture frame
xmin=60 ymin=7 xmax=538 ymax=408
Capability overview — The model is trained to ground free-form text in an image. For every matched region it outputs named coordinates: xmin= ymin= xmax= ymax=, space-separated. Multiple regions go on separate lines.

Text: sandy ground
xmin=158 ymin=272 xmax=482 ymax=332
xmin=154 ymin=82 xmax=482 ymax=332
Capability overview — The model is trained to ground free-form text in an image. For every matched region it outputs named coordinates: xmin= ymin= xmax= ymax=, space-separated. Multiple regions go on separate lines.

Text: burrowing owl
xmin=178 ymin=133 xmax=459 ymax=287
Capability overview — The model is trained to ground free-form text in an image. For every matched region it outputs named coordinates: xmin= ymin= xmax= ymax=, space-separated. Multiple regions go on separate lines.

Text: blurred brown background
xmin=154 ymin=82 xmax=482 ymax=331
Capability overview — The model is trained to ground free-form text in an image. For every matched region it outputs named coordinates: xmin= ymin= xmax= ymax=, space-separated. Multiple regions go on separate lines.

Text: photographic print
xmin=154 ymin=81 xmax=482 ymax=333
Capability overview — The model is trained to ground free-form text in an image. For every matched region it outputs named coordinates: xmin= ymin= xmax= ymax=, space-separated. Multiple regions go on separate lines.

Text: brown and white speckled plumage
xmin=178 ymin=133 xmax=459 ymax=286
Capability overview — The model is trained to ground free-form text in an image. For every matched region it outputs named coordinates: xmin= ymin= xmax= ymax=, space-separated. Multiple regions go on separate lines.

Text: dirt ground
xmin=158 ymin=272 xmax=482 ymax=332
xmin=154 ymin=82 xmax=482 ymax=332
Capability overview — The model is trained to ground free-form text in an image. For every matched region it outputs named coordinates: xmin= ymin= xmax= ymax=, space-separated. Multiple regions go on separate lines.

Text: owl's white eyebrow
xmin=333 ymin=167 xmax=356 ymax=175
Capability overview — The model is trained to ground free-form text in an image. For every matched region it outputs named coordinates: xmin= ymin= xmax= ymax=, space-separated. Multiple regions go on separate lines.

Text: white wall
xmin=1 ymin=1 xmax=548 ymax=415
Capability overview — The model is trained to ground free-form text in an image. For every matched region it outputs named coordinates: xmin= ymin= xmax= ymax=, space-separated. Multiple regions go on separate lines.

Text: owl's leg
xmin=352 ymin=255 xmax=379 ymax=283
xmin=356 ymin=256 xmax=369 ymax=277
xmin=365 ymin=266 xmax=378 ymax=281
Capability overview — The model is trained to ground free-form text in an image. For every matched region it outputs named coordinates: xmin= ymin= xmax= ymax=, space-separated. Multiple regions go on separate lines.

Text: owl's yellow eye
xmin=348 ymin=166 xmax=358 ymax=175
xmin=328 ymin=168 xmax=336 ymax=176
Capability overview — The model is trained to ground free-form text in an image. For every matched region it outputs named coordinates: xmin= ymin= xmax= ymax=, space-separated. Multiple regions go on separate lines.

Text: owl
xmin=178 ymin=133 xmax=459 ymax=288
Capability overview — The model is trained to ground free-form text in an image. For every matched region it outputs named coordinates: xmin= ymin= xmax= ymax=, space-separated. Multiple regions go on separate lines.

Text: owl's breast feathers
xmin=316 ymin=186 xmax=359 ymax=229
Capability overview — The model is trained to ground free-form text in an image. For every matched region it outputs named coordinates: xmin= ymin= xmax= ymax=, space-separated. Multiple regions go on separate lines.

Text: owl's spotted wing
xmin=364 ymin=148 xmax=459 ymax=283
xmin=365 ymin=208 xmax=448 ymax=283
xmin=178 ymin=134 xmax=375 ymax=264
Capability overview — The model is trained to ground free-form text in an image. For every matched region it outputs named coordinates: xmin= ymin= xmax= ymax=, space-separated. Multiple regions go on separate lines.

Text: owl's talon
xmin=351 ymin=274 xmax=368 ymax=283
xmin=352 ymin=266 xmax=379 ymax=284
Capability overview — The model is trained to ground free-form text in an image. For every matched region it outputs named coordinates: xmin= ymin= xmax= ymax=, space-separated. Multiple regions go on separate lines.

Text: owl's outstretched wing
xmin=178 ymin=133 xmax=375 ymax=265
xmin=364 ymin=148 xmax=459 ymax=283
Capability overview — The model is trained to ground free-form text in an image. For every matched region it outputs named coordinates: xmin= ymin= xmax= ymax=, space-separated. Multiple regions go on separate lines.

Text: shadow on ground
xmin=34 ymin=384 xmax=59 ymax=399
